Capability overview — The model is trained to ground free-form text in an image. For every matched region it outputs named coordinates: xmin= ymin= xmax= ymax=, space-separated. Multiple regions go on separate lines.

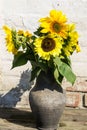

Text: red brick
xmin=66 ymin=92 xmax=80 ymax=108
xmin=66 ymin=81 xmax=87 ymax=92
xmin=83 ymin=94 xmax=87 ymax=107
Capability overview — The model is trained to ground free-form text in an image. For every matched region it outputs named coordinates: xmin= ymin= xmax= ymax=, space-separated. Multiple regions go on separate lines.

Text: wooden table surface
xmin=0 ymin=108 xmax=87 ymax=130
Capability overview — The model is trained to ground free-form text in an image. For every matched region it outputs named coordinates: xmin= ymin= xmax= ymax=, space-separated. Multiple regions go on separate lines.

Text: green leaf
xmin=30 ymin=67 xmax=41 ymax=81
xmin=31 ymin=57 xmax=48 ymax=72
xmin=53 ymin=65 xmax=64 ymax=85
xmin=53 ymin=57 xmax=76 ymax=85
xmin=53 ymin=57 xmax=62 ymax=66
xmin=38 ymin=61 xmax=48 ymax=72
xmin=12 ymin=52 xmax=28 ymax=69
xmin=26 ymin=48 xmax=35 ymax=61
xmin=58 ymin=74 xmax=64 ymax=84
xmin=34 ymin=27 xmax=43 ymax=36
xmin=54 ymin=66 xmax=60 ymax=84
xmin=59 ymin=62 xmax=76 ymax=85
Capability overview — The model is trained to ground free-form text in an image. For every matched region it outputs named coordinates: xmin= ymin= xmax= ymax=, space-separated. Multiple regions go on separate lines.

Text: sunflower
xmin=34 ymin=34 xmax=63 ymax=61
xmin=18 ymin=30 xmax=32 ymax=37
xmin=39 ymin=10 xmax=68 ymax=38
xmin=63 ymin=24 xmax=80 ymax=56
xmin=3 ymin=25 xmax=18 ymax=54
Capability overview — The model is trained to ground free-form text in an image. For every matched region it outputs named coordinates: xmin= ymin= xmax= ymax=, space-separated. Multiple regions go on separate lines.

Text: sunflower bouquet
xmin=3 ymin=10 xmax=80 ymax=85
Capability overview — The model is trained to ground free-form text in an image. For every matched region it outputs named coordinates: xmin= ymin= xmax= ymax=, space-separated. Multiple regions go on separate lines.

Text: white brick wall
xmin=0 ymin=0 xmax=87 ymax=108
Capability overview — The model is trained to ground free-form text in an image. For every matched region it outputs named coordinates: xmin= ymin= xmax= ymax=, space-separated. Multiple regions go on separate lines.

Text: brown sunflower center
xmin=41 ymin=38 xmax=55 ymax=52
xmin=53 ymin=22 xmax=61 ymax=33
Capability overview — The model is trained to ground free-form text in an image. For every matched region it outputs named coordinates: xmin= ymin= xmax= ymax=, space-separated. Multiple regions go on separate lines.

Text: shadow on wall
xmin=0 ymin=69 xmax=34 ymax=107
xmin=0 ymin=69 xmax=36 ymax=128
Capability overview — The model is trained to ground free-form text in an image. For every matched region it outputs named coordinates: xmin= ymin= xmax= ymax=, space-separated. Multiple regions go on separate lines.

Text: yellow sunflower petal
xmin=39 ymin=9 xmax=68 ymax=38
xmin=34 ymin=34 xmax=63 ymax=60
xmin=50 ymin=10 xmax=67 ymax=23
xmin=3 ymin=25 xmax=18 ymax=54
xmin=76 ymin=45 xmax=81 ymax=52
xmin=3 ymin=25 xmax=11 ymax=34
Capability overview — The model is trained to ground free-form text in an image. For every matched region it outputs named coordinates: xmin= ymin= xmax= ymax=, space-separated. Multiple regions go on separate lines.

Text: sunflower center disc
xmin=41 ymin=38 xmax=55 ymax=52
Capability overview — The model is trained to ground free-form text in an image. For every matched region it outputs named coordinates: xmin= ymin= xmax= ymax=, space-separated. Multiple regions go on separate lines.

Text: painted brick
xmin=66 ymin=92 xmax=81 ymax=108
xmin=0 ymin=0 xmax=87 ymax=108
xmin=16 ymin=91 xmax=30 ymax=108
xmin=72 ymin=62 xmax=87 ymax=77
xmin=1 ymin=68 xmax=32 ymax=90
xmin=2 ymin=0 xmax=58 ymax=14
xmin=71 ymin=47 xmax=87 ymax=63
xmin=4 ymin=16 xmax=24 ymax=29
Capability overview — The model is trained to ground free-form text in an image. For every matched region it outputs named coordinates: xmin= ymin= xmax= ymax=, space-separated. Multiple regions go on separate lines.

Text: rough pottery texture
xmin=29 ymin=71 xmax=66 ymax=130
